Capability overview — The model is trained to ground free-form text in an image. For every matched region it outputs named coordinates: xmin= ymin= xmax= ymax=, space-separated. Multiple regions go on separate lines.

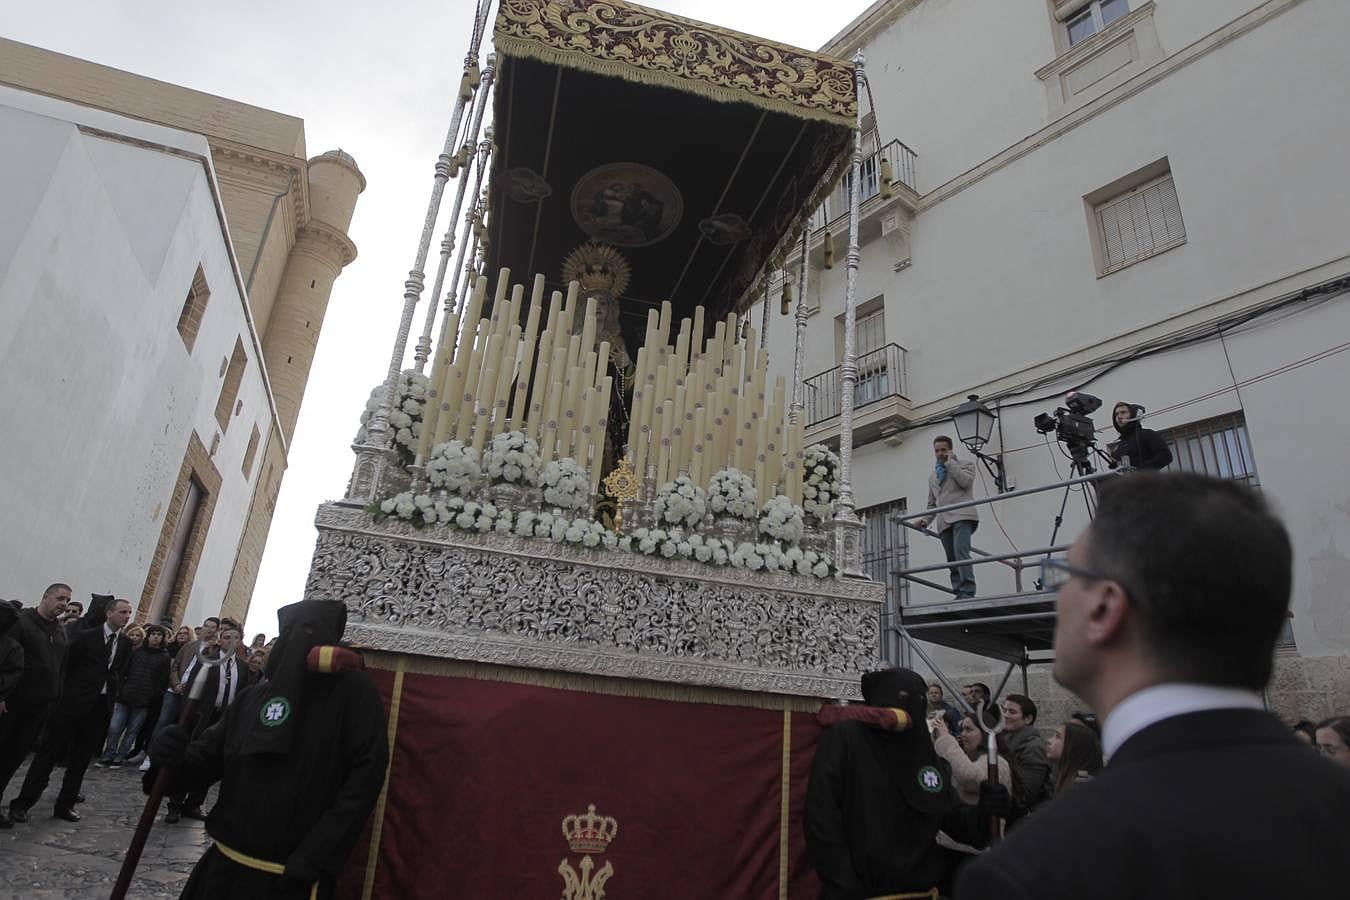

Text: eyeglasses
xmin=1039 ymin=558 xmax=1111 ymax=593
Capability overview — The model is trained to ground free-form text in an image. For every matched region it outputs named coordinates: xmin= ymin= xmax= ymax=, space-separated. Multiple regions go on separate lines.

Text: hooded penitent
xmin=806 ymin=667 xmax=984 ymax=897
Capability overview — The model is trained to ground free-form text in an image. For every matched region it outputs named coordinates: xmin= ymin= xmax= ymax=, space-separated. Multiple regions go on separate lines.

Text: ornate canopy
xmin=486 ymin=0 xmax=854 ymax=348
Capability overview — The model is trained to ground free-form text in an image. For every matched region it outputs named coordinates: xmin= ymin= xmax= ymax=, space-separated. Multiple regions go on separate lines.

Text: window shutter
xmin=1097 ymin=176 xmax=1185 ymax=273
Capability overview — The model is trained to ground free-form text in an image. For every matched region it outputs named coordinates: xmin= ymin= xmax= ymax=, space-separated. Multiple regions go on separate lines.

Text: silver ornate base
xmin=305 ymin=502 xmax=882 ymax=698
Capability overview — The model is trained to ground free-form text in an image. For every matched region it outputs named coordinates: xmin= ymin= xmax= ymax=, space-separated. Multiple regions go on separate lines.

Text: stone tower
xmin=262 ymin=149 xmax=364 ymax=441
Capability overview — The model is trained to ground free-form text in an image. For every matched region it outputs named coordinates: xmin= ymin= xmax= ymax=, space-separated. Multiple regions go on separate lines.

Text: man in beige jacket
xmin=915 ymin=435 xmax=980 ymax=598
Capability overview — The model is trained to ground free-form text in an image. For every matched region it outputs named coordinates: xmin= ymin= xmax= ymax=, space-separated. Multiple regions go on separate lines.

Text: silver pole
xmin=833 ymin=52 xmax=866 ymax=577
xmin=788 ymin=227 xmax=809 ymax=426
xmin=414 ymin=53 xmax=496 ymax=370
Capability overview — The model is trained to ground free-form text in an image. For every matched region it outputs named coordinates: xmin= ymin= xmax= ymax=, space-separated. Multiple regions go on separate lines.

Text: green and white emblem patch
xmin=917 ymin=765 xmax=943 ymax=793
xmin=260 ymin=696 xmax=291 ymax=727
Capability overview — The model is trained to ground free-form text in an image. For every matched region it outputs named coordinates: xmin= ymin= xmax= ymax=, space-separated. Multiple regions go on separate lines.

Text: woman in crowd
xmin=1292 ymin=720 xmax=1318 ymax=746
xmin=1045 ymin=720 xmax=1104 ymax=799
xmin=100 ymin=624 xmax=170 ymax=766
xmin=249 ymin=633 xmax=267 ymax=656
xmin=244 ymin=649 xmax=268 ymax=688
xmin=165 ymin=625 xmax=193 ymax=660
xmin=1315 ymin=716 xmax=1350 ymax=768
xmin=1001 ymin=694 xmax=1052 ymax=813
xmin=933 ymin=711 xmax=1013 ymax=802
xmin=124 ymin=623 xmax=145 ymax=649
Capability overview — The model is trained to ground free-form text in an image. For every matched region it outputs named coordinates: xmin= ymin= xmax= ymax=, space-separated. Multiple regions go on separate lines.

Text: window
xmin=214 ymin=338 xmax=248 ymax=432
xmin=1157 ymin=412 xmax=1259 ymax=487
xmin=1064 ymin=0 xmax=1129 ymax=46
xmin=1088 ymin=161 xmax=1186 ymax=275
xmin=177 ymin=266 xmax=210 ymax=352
xmin=860 ymin=498 xmax=909 ymax=660
xmin=241 ymin=424 xmax=261 ymax=479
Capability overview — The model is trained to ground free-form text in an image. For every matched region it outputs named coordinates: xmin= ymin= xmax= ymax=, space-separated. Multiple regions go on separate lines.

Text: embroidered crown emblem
xmin=561 ymin=804 xmax=618 ymax=855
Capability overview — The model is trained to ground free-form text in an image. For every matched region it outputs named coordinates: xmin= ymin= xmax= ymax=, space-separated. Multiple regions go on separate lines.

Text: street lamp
xmin=951 ymin=394 xmax=1008 ymax=492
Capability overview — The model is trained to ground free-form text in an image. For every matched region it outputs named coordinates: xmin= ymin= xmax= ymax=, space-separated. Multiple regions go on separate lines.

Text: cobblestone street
xmin=0 ymin=760 xmax=212 ymax=899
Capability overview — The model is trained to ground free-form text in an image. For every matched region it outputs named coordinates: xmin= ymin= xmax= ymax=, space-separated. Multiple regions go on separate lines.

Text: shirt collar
xmin=1102 ymin=683 xmax=1264 ymax=758
xmin=102 ymin=623 xmax=115 ymax=641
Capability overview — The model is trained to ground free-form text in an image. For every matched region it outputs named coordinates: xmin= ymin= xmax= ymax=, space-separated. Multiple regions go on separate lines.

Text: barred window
xmin=1095 ymin=174 xmax=1186 ymax=274
xmin=1157 ymin=412 xmax=1259 ymax=488
xmin=1156 ymin=412 xmax=1291 ymax=648
xmin=860 ymin=499 xmax=909 ymax=657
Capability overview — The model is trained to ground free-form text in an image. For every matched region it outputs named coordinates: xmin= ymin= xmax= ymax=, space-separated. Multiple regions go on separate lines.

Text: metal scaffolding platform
xmin=888 ymin=469 xmax=1122 ymax=688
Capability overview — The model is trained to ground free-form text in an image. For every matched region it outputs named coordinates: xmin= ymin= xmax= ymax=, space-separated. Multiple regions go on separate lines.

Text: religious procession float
xmin=301 ymin=2 xmax=893 ymax=896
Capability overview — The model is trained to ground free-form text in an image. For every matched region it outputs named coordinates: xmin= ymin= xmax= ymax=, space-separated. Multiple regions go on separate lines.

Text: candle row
xmin=626 ymin=305 xmax=805 ymax=506
xmin=416 ymin=269 xmax=613 ymax=495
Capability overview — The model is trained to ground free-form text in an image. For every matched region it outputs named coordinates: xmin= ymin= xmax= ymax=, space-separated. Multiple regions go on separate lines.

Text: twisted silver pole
xmin=834 ymin=52 xmax=867 ymax=577
xmin=789 ymin=226 xmax=809 ymax=426
xmin=414 ymin=52 xmax=496 ymax=370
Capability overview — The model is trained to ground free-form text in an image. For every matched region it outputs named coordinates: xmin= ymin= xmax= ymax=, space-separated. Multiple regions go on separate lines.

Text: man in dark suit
xmin=957 ymin=474 xmax=1350 ymax=899
xmin=10 ymin=597 xmax=133 ymax=823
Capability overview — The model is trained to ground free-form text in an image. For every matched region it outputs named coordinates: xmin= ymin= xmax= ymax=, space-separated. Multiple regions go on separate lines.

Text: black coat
xmin=118 ymin=646 xmax=171 ymax=707
xmin=1108 ymin=421 xmax=1173 ymax=470
xmin=806 ymin=720 xmax=989 ymax=898
xmin=956 ymin=708 xmax=1350 ymax=899
xmin=8 ymin=608 xmax=68 ymax=706
xmin=60 ymin=625 xmax=133 ymax=708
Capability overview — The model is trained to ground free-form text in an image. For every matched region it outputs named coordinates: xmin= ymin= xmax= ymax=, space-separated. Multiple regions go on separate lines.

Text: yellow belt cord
xmin=867 ymin=890 xmax=940 ymax=900
xmin=215 ymin=841 xmax=319 ymax=900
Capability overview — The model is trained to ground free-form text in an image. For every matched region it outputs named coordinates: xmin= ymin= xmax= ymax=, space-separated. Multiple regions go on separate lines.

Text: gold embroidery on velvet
xmin=559 ymin=803 xmax=619 ymax=899
xmin=494 ymin=0 xmax=857 ymax=126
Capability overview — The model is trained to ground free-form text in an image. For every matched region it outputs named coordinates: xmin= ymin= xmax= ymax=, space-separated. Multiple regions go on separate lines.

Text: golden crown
xmin=561 ymin=242 xmax=631 ymax=297
xmin=561 ymin=804 xmax=618 ymax=855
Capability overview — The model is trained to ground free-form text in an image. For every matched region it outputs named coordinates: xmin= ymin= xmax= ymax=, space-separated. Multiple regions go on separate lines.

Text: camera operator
xmin=1107 ymin=403 xmax=1172 ymax=471
xmin=915 ymin=436 xmax=980 ymax=599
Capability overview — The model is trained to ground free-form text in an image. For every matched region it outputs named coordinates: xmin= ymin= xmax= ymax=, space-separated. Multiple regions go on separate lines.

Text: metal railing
xmin=803 ymin=343 xmax=908 ymax=427
xmin=809 ymin=139 xmax=918 ymax=233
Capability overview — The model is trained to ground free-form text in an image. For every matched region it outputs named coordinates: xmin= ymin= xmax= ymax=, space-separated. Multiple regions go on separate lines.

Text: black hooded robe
xmin=170 ymin=602 xmax=388 ymax=900
xmin=805 ymin=669 xmax=991 ymax=899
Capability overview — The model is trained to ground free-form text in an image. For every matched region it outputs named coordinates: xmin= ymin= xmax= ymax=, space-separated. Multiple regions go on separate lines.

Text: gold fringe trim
xmin=362 ymin=651 xmax=822 ymax=713
xmin=778 ymin=708 xmax=792 ymax=900
xmin=494 ymin=33 xmax=855 ymax=129
xmin=361 ymin=657 xmax=406 ymax=900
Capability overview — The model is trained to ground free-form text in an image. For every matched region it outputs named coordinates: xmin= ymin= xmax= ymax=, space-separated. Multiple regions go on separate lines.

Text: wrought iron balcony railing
xmin=809 ymin=139 xmax=918 ymax=233
xmin=803 ymin=343 xmax=909 ymax=428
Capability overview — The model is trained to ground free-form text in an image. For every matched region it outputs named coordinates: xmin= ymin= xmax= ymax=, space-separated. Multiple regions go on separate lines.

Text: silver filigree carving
xmin=306 ymin=503 xmax=881 ymax=697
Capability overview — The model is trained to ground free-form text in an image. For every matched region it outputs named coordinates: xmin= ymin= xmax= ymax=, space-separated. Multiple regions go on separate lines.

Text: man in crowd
xmin=927 ymin=681 xmax=963 ymax=734
xmin=142 ymin=615 xmax=220 ymax=772
xmin=805 ymin=666 xmax=1010 ymax=898
xmin=1106 ymin=402 xmax=1173 ymax=471
xmin=11 ymin=597 xmax=132 ymax=823
xmin=1000 ymin=694 xmax=1051 ymax=815
xmin=0 ymin=584 xmax=70 ymax=828
xmin=165 ymin=624 xmax=245 ymax=823
xmin=915 ymin=435 xmax=980 ymax=598
xmin=151 ymin=599 xmax=388 ymax=896
xmin=957 ymin=474 xmax=1350 ymax=898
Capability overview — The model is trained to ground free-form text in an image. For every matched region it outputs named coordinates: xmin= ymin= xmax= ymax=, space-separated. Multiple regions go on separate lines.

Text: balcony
xmin=802 ymin=343 xmax=913 ymax=448
xmin=795 ymin=139 xmax=919 ymax=271
xmin=808 ymin=139 xmax=918 ymax=233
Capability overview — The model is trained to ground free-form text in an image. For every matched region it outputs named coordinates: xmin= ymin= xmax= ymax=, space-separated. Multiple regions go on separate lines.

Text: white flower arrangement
xmin=653 ymin=476 xmax=709 ymax=529
xmin=452 ymin=500 xmax=500 ymax=533
xmin=758 ymin=494 xmax=806 ymax=545
xmin=424 ymin=441 xmax=481 ymax=496
xmin=706 ymin=468 xmax=758 ymax=520
xmin=361 ymin=370 xmax=430 ymax=465
xmin=539 ymin=458 xmax=591 ymax=512
xmin=802 ymin=444 xmax=842 ymax=523
xmin=482 ymin=430 xmax=542 ymax=486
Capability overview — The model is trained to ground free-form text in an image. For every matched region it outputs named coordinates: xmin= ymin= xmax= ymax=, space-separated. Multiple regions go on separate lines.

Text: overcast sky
xmin=3 ymin=0 xmax=872 ymax=636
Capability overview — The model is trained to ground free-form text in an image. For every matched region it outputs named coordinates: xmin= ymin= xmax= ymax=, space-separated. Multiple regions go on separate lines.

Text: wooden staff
xmin=110 ymin=649 xmax=225 ymax=900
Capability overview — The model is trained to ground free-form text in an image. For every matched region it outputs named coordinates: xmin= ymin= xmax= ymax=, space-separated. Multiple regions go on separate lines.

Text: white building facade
xmin=756 ymin=0 xmax=1350 ymax=717
xmin=0 ymin=86 xmax=278 ymax=628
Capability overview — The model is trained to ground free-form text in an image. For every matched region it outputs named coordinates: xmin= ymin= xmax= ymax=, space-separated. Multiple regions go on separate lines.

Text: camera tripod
xmin=1044 ymin=443 xmax=1114 ymax=562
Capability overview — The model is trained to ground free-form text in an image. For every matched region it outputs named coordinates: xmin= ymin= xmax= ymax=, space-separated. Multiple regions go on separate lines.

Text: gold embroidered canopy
xmin=486 ymin=0 xmax=854 ymax=333
xmin=494 ymin=0 xmax=857 ymax=127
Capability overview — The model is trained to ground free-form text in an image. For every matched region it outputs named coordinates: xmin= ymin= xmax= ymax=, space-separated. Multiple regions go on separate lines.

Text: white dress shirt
xmin=101 ymin=623 xmax=117 ymax=694
xmin=214 ymin=657 xmax=239 ymax=709
xmin=1101 ymin=682 xmax=1265 ymax=758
